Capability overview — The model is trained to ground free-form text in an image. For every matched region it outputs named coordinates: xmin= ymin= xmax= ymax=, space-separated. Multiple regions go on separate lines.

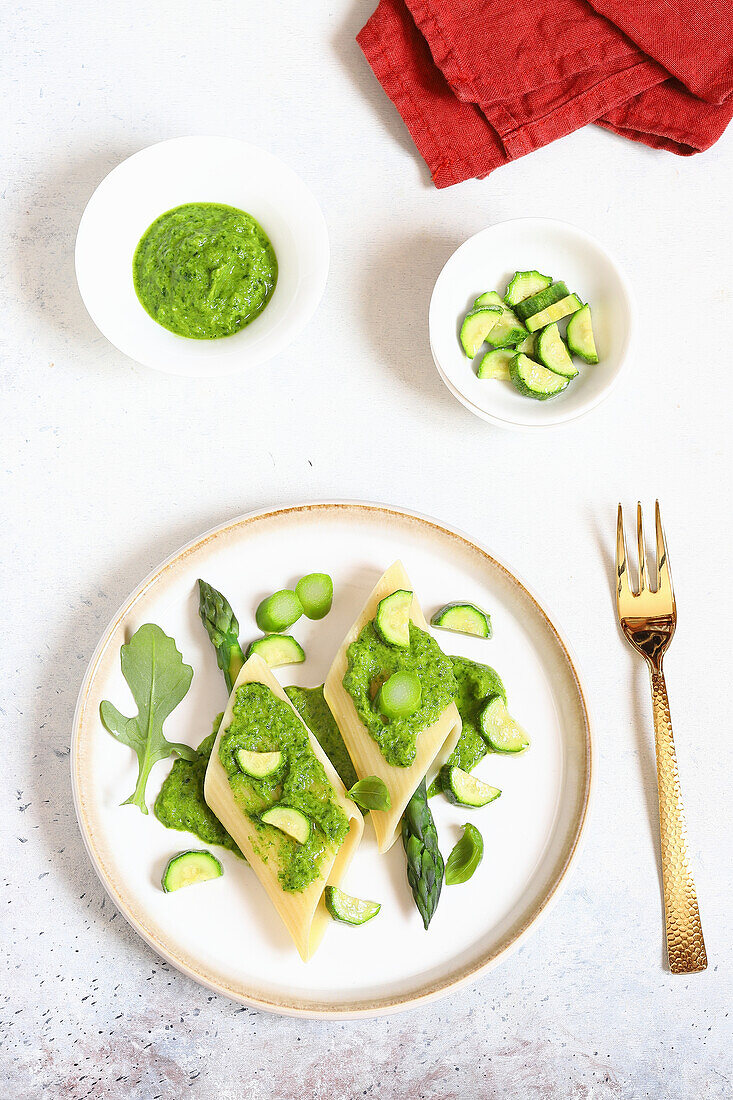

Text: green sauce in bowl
xmin=133 ymin=202 xmax=278 ymax=340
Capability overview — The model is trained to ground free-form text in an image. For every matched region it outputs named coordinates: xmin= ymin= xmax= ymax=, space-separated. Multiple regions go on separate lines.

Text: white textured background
xmin=2 ymin=1 xmax=732 ymax=1097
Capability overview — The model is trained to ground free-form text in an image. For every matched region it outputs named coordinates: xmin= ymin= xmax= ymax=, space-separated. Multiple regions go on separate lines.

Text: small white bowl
xmin=429 ymin=218 xmax=635 ymax=429
xmin=75 ymin=137 xmax=330 ymax=377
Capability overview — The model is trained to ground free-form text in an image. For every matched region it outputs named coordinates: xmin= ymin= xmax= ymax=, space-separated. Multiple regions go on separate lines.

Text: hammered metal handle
xmin=650 ymin=666 xmax=707 ymax=973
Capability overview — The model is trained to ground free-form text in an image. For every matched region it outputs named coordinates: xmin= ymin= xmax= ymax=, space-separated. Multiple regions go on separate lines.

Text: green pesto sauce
xmin=154 ymin=717 xmax=243 ymax=858
xmin=343 ymin=620 xmax=457 ymax=768
xmin=218 ymin=682 xmax=349 ymax=894
xmin=133 ymin=202 xmax=277 ymax=340
xmin=285 ymin=685 xmax=358 ymax=790
xmin=446 ymin=656 xmax=506 ymax=770
xmin=427 ymin=657 xmax=507 ymax=797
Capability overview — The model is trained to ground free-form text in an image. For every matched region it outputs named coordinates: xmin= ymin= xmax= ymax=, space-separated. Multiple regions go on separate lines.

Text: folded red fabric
xmin=357 ymin=0 xmax=733 ymax=187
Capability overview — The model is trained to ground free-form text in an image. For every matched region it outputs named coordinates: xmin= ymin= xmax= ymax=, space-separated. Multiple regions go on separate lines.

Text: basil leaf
xmin=348 ymin=776 xmax=392 ymax=812
xmin=445 ymin=823 xmax=484 ymax=885
xmin=100 ymin=624 xmax=195 ymax=814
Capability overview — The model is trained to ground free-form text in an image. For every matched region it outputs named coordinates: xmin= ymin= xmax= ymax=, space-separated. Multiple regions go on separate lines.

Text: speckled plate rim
xmin=71 ymin=501 xmax=593 ymax=1019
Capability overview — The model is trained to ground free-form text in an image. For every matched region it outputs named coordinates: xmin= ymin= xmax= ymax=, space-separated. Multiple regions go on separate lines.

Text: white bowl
xmin=429 ymin=218 xmax=635 ymax=430
xmin=75 ymin=137 xmax=330 ymax=377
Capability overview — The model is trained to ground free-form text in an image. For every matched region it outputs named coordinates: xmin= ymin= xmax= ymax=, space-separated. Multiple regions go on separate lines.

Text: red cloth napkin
xmin=357 ymin=0 xmax=733 ymax=187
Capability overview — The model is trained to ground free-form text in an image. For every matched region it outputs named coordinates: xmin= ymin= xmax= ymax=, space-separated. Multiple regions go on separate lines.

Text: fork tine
xmin=655 ymin=500 xmax=674 ymax=598
xmin=636 ymin=502 xmax=648 ymax=593
xmin=616 ymin=504 xmax=631 ymax=602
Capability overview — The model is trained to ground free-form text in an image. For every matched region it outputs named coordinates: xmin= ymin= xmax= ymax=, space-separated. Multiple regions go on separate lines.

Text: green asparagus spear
xmin=401 ymin=778 xmax=444 ymax=929
xmin=197 ymin=579 xmax=246 ymax=693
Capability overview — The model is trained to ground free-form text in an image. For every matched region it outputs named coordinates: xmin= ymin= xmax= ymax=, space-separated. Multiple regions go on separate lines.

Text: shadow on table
xmin=9 ymin=144 xmax=138 ymax=345
xmin=358 ymin=232 xmax=462 ymax=408
xmin=332 ymin=0 xmax=432 ymax=183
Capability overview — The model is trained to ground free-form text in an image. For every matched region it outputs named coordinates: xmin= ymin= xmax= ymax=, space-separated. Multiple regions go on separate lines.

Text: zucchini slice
xmin=261 ymin=806 xmax=311 ymax=844
xmin=473 ymin=290 xmax=527 ymax=347
xmin=535 ymin=322 xmax=578 ymax=379
xmin=375 ymin=589 xmax=412 ymax=647
xmin=161 ymin=850 xmax=223 ymax=893
xmin=516 ymin=334 xmax=536 ymax=356
xmin=514 ymin=281 xmax=569 ymax=322
xmin=441 ymin=765 xmax=501 ymax=808
xmin=295 ymin=572 xmax=333 ymax=620
xmin=525 ymin=294 xmax=583 ymax=333
xmin=504 ymin=270 xmax=552 ymax=307
xmin=488 ymin=312 xmax=527 ymax=349
xmin=509 ymin=353 xmax=569 ymax=400
xmin=460 ymin=307 xmax=502 ymax=357
xmin=473 ymin=289 xmax=505 ymax=310
xmin=477 ymin=348 xmax=514 ymax=381
xmin=255 ymin=589 xmax=303 ymax=633
xmin=235 ymin=748 xmax=283 ymax=778
xmin=478 ymin=697 xmax=530 ymax=753
xmin=431 ymin=602 xmax=492 ymax=638
xmin=566 ymin=304 xmax=599 ymax=363
xmin=377 ymin=670 xmax=422 ymax=719
xmin=246 ymin=634 xmax=305 ymax=667
xmin=325 ymin=886 xmax=381 ymax=925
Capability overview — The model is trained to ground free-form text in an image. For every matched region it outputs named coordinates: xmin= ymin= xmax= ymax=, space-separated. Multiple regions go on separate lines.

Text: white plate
xmin=429 ymin=218 xmax=635 ymax=430
xmin=71 ymin=502 xmax=592 ymax=1017
xmin=75 ymin=137 xmax=329 ymax=377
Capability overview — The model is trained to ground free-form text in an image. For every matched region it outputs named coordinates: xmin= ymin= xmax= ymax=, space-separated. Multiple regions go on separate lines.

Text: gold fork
xmin=615 ymin=501 xmax=707 ymax=973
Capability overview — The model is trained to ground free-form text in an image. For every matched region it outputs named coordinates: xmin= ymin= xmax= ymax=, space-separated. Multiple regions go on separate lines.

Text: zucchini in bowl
xmin=460 ymin=307 xmax=502 ymax=357
xmin=509 ymin=353 xmax=569 ymax=400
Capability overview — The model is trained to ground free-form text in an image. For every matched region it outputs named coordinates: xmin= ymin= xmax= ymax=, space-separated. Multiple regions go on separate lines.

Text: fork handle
xmin=649 ymin=665 xmax=707 ymax=973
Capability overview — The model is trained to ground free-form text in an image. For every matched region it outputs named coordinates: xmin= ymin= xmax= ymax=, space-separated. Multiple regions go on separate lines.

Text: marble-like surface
xmin=1 ymin=1 xmax=732 ymax=1096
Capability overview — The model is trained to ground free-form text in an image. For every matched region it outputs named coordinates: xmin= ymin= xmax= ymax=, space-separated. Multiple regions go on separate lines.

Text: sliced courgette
xmin=488 ymin=312 xmax=527 ymax=349
xmin=509 ymin=353 xmax=569 ymax=400
xmin=473 ymin=291 xmax=527 ymax=347
xmin=535 ymin=322 xmax=578 ymax=379
xmin=566 ymin=303 xmax=599 ymax=363
xmin=261 ymin=806 xmax=311 ymax=844
xmin=255 ymin=589 xmax=303 ymax=633
xmin=517 ymin=334 xmax=536 ymax=356
xmin=514 ymin=281 xmax=569 ymax=322
xmin=479 ymin=697 xmax=530 ymax=753
xmin=525 ymin=294 xmax=583 ymax=333
xmin=161 ymin=850 xmax=223 ymax=893
xmin=459 ymin=307 xmax=502 ymax=358
xmin=431 ymin=602 xmax=492 ymax=638
xmin=504 ymin=270 xmax=553 ymax=307
xmin=375 ymin=589 xmax=412 ymax=647
xmin=247 ymin=634 xmax=305 ymax=667
xmin=473 ymin=290 xmax=506 ymax=310
xmin=477 ymin=348 xmax=513 ymax=381
xmin=235 ymin=748 xmax=283 ymax=778
xmin=325 ymin=886 xmax=381 ymax=925
xmin=441 ymin=765 xmax=501 ymax=807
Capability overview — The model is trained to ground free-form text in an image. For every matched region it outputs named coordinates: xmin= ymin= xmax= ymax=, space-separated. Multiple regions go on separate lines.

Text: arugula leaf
xmin=100 ymin=623 xmax=196 ymax=814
